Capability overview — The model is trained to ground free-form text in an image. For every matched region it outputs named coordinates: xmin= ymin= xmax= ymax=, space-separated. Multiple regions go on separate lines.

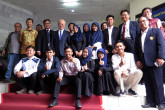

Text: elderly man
xmin=135 ymin=16 xmax=165 ymax=109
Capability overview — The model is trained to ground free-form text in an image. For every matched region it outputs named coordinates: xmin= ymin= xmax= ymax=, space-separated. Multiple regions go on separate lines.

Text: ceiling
xmin=3 ymin=0 xmax=132 ymax=24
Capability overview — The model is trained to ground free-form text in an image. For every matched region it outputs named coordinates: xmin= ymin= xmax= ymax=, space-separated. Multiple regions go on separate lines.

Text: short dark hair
xmin=26 ymin=45 xmax=35 ymax=51
xmin=64 ymin=46 xmax=73 ymax=51
xmin=142 ymin=7 xmax=152 ymax=15
xmin=106 ymin=15 xmax=114 ymax=20
xmin=120 ymin=9 xmax=130 ymax=15
xmin=36 ymin=24 xmax=42 ymax=28
xmin=115 ymin=40 xmax=125 ymax=46
xmin=68 ymin=23 xmax=75 ymax=28
xmin=43 ymin=19 xmax=51 ymax=24
xmin=14 ymin=22 xmax=22 ymax=28
xmin=26 ymin=18 xmax=33 ymax=23
xmin=137 ymin=16 xmax=149 ymax=23
xmin=46 ymin=46 xmax=55 ymax=52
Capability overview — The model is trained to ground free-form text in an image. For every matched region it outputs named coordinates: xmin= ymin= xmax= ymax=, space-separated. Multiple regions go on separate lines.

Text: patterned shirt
xmin=59 ymin=58 xmax=81 ymax=77
xmin=19 ymin=29 xmax=38 ymax=54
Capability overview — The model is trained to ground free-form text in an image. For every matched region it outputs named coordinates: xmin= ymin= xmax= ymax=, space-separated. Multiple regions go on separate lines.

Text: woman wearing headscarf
xmin=83 ymin=23 xmax=90 ymax=46
xmin=79 ymin=47 xmax=95 ymax=97
xmin=88 ymin=22 xmax=103 ymax=59
xmin=71 ymin=24 xmax=86 ymax=58
xmin=94 ymin=48 xmax=118 ymax=96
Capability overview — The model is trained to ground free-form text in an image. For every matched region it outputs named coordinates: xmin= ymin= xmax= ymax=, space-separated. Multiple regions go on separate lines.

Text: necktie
xmin=46 ymin=30 xmax=50 ymax=45
xmin=122 ymin=23 xmax=126 ymax=40
xmin=59 ymin=30 xmax=62 ymax=40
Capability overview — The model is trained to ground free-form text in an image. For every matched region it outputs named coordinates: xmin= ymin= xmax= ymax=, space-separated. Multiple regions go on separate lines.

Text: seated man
xmin=14 ymin=45 xmax=40 ymax=94
xmin=112 ymin=40 xmax=143 ymax=96
xmin=37 ymin=47 xmax=60 ymax=95
xmin=48 ymin=46 xmax=82 ymax=109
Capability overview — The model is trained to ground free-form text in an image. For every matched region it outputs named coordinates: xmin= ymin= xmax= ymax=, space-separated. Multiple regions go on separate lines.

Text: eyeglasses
xmin=138 ymin=20 xmax=147 ymax=24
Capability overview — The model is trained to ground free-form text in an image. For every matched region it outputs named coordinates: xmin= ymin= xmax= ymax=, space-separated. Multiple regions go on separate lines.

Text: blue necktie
xmin=46 ymin=30 xmax=50 ymax=44
xmin=59 ymin=30 xmax=62 ymax=40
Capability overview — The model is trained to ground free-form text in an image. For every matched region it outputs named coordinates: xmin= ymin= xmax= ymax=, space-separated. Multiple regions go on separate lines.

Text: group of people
xmin=1 ymin=7 xmax=165 ymax=109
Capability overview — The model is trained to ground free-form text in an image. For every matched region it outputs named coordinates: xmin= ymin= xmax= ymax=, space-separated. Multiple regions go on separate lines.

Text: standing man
xmin=19 ymin=18 xmax=38 ymax=58
xmin=54 ymin=19 xmax=70 ymax=60
xmin=36 ymin=19 xmax=55 ymax=58
xmin=48 ymin=46 xmax=82 ymax=109
xmin=118 ymin=9 xmax=140 ymax=53
xmin=142 ymin=7 xmax=165 ymax=39
xmin=135 ymin=16 xmax=165 ymax=109
xmin=2 ymin=22 xmax=22 ymax=83
xmin=102 ymin=15 xmax=119 ymax=60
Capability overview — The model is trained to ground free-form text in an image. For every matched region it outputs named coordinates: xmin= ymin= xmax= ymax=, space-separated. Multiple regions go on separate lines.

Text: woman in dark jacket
xmin=71 ymin=24 xmax=86 ymax=58
xmin=94 ymin=48 xmax=118 ymax=96
xmin=79 ymin=47 xmax=95 ymax=97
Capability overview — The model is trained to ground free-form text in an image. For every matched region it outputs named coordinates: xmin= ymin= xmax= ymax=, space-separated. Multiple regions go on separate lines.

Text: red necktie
xmin=122 ymin=23 xmax=126 ymax=40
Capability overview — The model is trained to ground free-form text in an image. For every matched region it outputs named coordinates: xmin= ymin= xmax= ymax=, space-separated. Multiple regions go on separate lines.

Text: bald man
xmin=53 ymin=19 xmax=70 ymax=60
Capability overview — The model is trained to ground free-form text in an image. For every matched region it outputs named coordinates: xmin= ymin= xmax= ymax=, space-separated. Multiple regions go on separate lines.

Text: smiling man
xmin=112 ymin=40 xmax=143 ymax=96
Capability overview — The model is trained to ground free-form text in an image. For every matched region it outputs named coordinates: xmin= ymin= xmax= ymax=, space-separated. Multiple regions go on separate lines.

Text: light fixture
xmin=71 ymin=9 xmax=75 ymax=12
xmin=63 ymin=0 xmax=78 ymax=6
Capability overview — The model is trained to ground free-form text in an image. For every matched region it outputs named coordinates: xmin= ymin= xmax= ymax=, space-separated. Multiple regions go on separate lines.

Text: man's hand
xmin=2 ymin=50 xmax=5 ymax=56
xmin=17 ymin=71 xmax=26 ymax=78
xmin=119 ymin=57 xmax=126 ymax=67
xmin=136 ymin=61 xmax=143 ymax=69
xmin=37 ymin=51 xmax=41 ymax=56
xmin=75 ymin=51 xmax=79 ymax=56
xmin=57 ymin=77 xmax=62 ymax=83
xmin=41 ymin=74 xmax=45 ymax=78
xmin=121 ymin=70 xmax=129 ymax=78
xmin=105 ymin=50 xmax=109 ymax=54
xmin=70 ymin=57 xmax=75 ymax=63
xmin=112 ymin=49 xmax=117 ymax=54
xmin=98 ymin=70 xmax=102 ymax=76
xmin=156 ymin=58 xmax=164 ymax=67
xmin=78 ymin=51 xmax=82 ymax=57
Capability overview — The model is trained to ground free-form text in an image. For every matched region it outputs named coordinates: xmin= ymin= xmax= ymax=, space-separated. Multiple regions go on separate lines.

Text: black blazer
xmin=54 ymin=30 xmax=70 ymax=57
xmin=71 ymin=35 xmax=86 ymax=54
xmin=37 ymin=56 xmax=60 ymax=75
xmin=118 ymin=21 xmax=140 ymax=41
xmin=102 ymin=27 xmax=119 ymax=50
xmin=36 ymin=29 xmax=55 ymax=53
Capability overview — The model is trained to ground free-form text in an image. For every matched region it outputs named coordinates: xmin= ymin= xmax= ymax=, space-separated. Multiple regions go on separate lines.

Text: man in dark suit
xmin=36 ymin=19 xmax=55 ymax=58
xmin=135 ymin=16 xmax=165 ymax=109
xmin=37 ymin=47 xmax=60 ymax=95
xmin=118 ymin=9 xmax=140 ymax=53
xmin=54 ymin=19 xmax=70 ymax=60
xmin=102 ymin=15 xmax=118 ymax=59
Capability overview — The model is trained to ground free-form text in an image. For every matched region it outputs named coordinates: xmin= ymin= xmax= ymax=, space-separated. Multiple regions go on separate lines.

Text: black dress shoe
xmin=158 ymin=104 xmax=165 ymax=109
xmin=76 ymin=99 xmax=82 ymax=109
xmin=48 ymin=99 xmax=58 ymax=108
xmin=36 ymin=90 xmax=45 ymax=95
xmin=141 ymin=104 xmax=156 ymax=108
xmin=112 ymin=92 xmax=120 ymax=96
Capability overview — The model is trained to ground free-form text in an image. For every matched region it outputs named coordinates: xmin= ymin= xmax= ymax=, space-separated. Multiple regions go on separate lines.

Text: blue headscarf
xmin=88 ymin=22 xmax=103 ymax=46
xmin=81 ymin=47 xmax=92 ymax=66
xmin=73 ymin=24 xmax=83 ymax=42
xmin=97 ymin=48 xmax=107 ymax=67
xmin=83 ymin=23 xmax=91 ymax=40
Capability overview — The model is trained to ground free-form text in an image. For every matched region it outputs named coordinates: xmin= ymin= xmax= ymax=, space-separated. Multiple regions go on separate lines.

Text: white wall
xmin=130 ymin=0 xmax=165 ymax=21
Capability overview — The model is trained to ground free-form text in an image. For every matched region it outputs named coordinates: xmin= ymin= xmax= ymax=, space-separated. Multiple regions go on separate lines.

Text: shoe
xmin=112 ymin=92 xmax=120 ymax=96
xmin=158 ymin=104 xmax=165 ymax=109
xmin=16 ymin=88 xmax=27 ymax=94
xmin=141 ymin=104 xmax=156 ymax=108
xmin=36 ymin=90 xmax=44 ymax=95
xmin=128 ymin=89 xmax=138 ymax=96
xmin=48 ymin=99 xmax=58 ymax=108
xmin=28 ymin=90 xmax=34 ymax=94
xmin=3 ymin=79 xmax=10 ymax=83
xmin=76 ymin=99 xmax=82 ymax=109
xmin=119 ymin=91 xmax=125 ymax=96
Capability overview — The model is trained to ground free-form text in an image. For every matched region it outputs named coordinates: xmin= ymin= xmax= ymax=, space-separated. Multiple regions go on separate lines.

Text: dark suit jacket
xmin=36 ymin=29 xmax=55 ymax=53
xmin=135 ymin=28 xmax=165 ymax=66
xmin=54 ymin=30 xmax=70 ymax=57
xmin=102 ymin=27 xmax=118 ymax=50
xmin=118 ymin=21 xmax=140 ymax=41
xmin=70 ymin=35 xmax=86 ymax=54
xmin=37 ymin=56 xmax=60 ymax=75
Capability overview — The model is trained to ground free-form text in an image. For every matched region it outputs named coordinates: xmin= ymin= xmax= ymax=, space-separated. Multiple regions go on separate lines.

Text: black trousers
xmin=53 ymin=75 xmax=82 ymax=99
xmin=37 ymin=72 xmax=59 ymax=92
xmin=14 ymin=72 xmax=37 ymax=90
xmin=143 ymin=66 xmax=165 ymax=106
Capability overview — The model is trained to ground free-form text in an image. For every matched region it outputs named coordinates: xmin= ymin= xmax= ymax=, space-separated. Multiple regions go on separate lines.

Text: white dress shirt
xmin=112 ymin=52 xmax=138 ymax=74
xmin=108 ymin=26 xmax=113 ymax=45
xmin=46 ymin=57 xmax=53 ymax=69
xmin=141 ymin=28 xmax=149 ymax=53
xmin=14 ymin=56 xmax=40 ymax=77
xmin=122 ymin=20 xmax=131 ymax=38
xmin=59 ymin=58 xmax=81 ymax=77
